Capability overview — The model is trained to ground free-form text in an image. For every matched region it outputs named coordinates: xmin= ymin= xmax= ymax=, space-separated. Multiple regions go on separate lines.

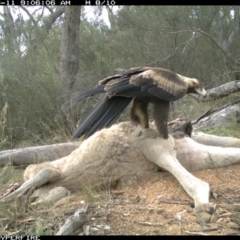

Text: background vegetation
xmin=0 ymin=6 xmax=240 ymax=150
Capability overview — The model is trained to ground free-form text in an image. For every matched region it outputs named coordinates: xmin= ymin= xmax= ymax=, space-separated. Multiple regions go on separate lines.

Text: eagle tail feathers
xmin=71 ymin=96 xmax=132 ymax=139
xmin=74 ymin=85 xmax=105 ymax=103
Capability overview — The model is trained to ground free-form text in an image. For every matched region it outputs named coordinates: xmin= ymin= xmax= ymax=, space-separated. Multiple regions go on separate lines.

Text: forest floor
xmin=1 ymin=163 xmax=240 ymax=235
xmin=79 ymin=164 xmax=240 ymax=235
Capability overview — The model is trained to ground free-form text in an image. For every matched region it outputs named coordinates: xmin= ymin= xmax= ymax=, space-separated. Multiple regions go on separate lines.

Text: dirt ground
xmin=1 ymin=163 xmax=240 ymax=235
xmin=78 ymin=164 xmax=240 ymax=235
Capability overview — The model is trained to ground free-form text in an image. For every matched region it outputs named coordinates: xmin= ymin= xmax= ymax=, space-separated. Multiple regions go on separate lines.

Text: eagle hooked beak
xmin=195 ymin=87 xmax=207 ymax=97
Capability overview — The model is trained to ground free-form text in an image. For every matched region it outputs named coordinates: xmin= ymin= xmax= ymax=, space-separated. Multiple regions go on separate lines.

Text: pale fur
xmin=24 ymin=122 xmax=159 ymax=191
xmin=4 ymin=121 xmax=240 ymax=220
xmin=21 ymin=122 xmax=212 ymax=209
xmin=21 ymin=122 xmax=240 ymax=195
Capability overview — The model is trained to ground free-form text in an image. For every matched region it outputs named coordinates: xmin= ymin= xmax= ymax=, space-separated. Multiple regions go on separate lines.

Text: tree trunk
xmin=2 ymin=7 xmax=16 ymax=53
xmin=59 ymin=6 xmax=81 ymax=92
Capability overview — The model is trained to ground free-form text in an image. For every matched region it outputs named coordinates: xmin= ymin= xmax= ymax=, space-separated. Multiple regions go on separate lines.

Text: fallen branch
xmin=219 ymin=204 xmax=240 ymax=212
xmin=190 ymin=80 xmax=240 ymax=102
xmin=185 ymin=231 xmax=210 ymax=235
xmin=224 ymin=232 xmax=240 ymax=236
xmin=0 ymin=142 xmax=80 ymax=167
xmin=55 ymin=207 xmax=87 ymax=235
xmin=158 ymin=199 xmax=194 ymax=206
xmin=134 ymin=221 xmax=163 ymax=227
xmin=187 ymin=227 xmax=219 ymax=232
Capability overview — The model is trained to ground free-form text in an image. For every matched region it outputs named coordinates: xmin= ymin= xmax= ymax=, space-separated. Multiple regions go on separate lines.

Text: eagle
xmin=72 ymin=67 xmax=206 ymax=139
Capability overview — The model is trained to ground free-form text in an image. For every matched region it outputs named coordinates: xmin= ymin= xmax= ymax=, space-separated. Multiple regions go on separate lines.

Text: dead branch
xmin=193 ymin=28 xmax=240 ymax=67
xmin=189 ymin=227 xmax=219 ymax=232
xmin=134 ymin=221 xmax=163 ymax=227
xmin=185 ymin=231 xmax=210 ymax=235
xmin=190 ymin=81 xmax=240 ymax=102
xmin=158 ymin=199 xmax=194 ymax=206
xmin=55 ymin=207 xmax=87 ymax=235
xmin=0 ymin=142 xmax=80 ymax=167
xmin=192 ymin=100 xmax=240 ymax=129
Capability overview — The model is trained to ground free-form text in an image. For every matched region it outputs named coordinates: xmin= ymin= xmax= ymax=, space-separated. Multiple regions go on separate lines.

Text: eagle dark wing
xmin=74 ymin=67 xmax=149 ymax=103
xmin=72 ymin=96 xmax=132 ymax=139
xmin=72 ymin=67 xmax=191 ymax=139
xmin=72 ymin=68 xmax=151 ymax=139
xmin=74 ymin=84 xmax=105 ymax=103
xmin=104 ymin=68 xmax=188 ymax=101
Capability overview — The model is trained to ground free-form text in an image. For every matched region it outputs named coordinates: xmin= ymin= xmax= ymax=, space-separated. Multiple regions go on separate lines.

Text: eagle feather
xmin=72 ymin=67 xmax=206 ymax=139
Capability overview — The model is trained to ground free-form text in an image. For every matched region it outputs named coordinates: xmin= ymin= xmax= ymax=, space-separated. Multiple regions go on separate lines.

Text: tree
xmin=0 ymin=7 xmax=66 ymax=148
xmin=59 ymin=6 xmax=81 ymax=92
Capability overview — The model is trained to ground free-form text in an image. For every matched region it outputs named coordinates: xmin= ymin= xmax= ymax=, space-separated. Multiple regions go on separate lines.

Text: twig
xmin=189 ymin=227 xmax=219 ymax=232
xmin=135 ymin=221 xmax=163 ymax=227
xmin=185 ymin=231 xmax=210 ymax=235
xmin=174 ymin=215 xmax=186 ymax=223
xmin=158 ymin=199 xmax=194 ymax=206
xmin=219 ymin=212 xmax=232 ymax=217
xmin=55 ymin=205 xmax=88 ymax=235
xmin=193 ymin=28 xmax=240 ymax=67
xmin=224 ymin=231 xmax=240 ymax=236
xmin=217 ymin=193 xmax=234 ymax=204
xmin=219 ymin=204 xmax=240 ymax=211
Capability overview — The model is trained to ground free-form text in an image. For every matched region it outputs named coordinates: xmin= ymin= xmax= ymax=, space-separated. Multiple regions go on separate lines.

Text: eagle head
xmin=182 ymin=77 xmax=207 ymax=97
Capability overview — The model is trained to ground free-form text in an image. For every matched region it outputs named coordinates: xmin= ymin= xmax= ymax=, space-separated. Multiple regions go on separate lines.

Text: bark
xmin=105 ymin=6 xmax=117 ymax=30
xmin=214 ymin=6 xmax=240 ymax=52
xmin=56 ymin=208 xmax=87 ymax=235
xmin=43 ymin=7 xmax=65 ymax=34
xmin=192 ymin=100 xmax=240 ymax=130
xmin=190 ymin=80 xmax=240 ymax=102
xmin=59 ymin=6 xmax=81 ymax=91
xmin=0 ymin=142 xmax=80 ymax=168
xmin=2 ymin=7 xmax=16 ymax=53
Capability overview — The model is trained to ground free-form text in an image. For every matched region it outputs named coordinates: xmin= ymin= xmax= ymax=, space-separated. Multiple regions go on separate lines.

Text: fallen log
xmin=192 ymin=100 xmax=240 ymax=130
xmin=192 ymin=131 xmax=240 ymax=147
xmin=1 ymin=117 xmax=239 ymax=169
xmin=190 ymin=80 xmax=240 ymax=102
xmin=0 ymin=142 xmax=81 ymax=167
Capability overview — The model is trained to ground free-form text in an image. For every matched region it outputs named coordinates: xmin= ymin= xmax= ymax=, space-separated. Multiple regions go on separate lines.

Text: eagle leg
xmin=152 ymin=99 xmax=170 ymax=139
xmin=130 ymin=98 xmax=149 ymax=129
